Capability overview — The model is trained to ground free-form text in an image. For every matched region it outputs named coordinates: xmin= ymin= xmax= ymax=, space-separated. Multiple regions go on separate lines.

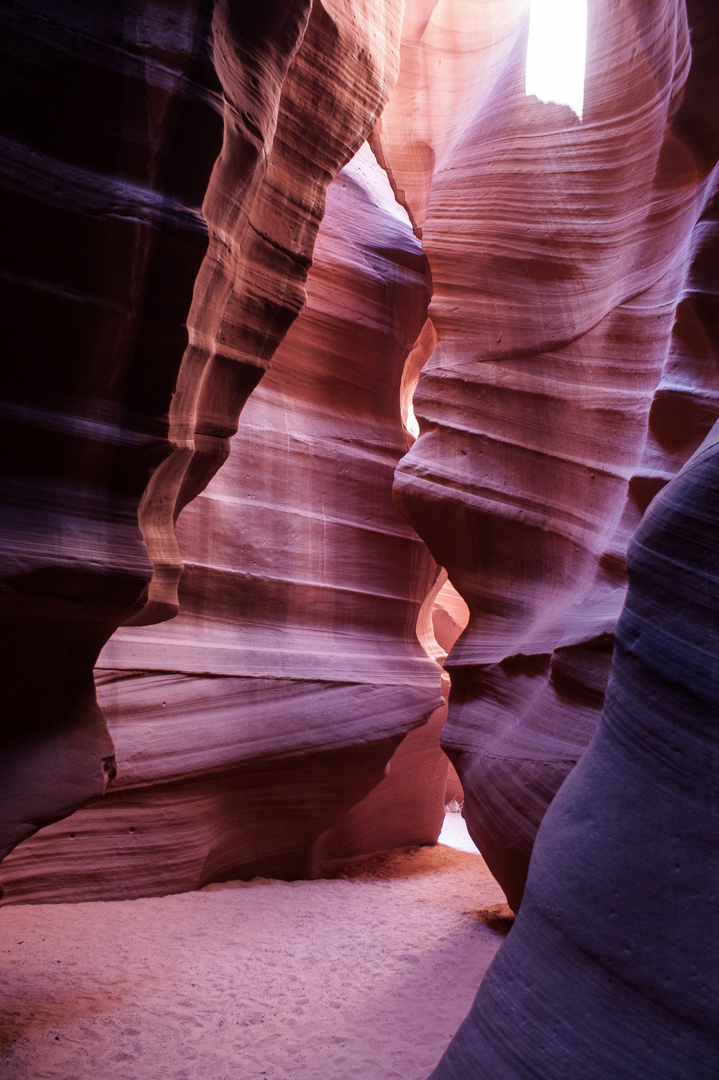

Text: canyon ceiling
xmin=1 ymin=1 xmax=717 ymax=1078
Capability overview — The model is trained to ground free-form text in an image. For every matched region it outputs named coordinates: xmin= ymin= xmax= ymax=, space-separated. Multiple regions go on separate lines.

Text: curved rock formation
xmin=136 ymin=0 xmax=406 ymax=623
xmin=0 ymin=0 xmax=224 ymax=867
xmin=1 ymin=4 xmax=718 ymax=1075
xmin=0 ymin=0 xmax=412 ymax=879
xmin=382 ymin=0 xmax=719 ymax=910
xmin=0 ymin=143 xmax=443 ymax=904
xmin=429 ymin=421 xmax=719 ymax=1080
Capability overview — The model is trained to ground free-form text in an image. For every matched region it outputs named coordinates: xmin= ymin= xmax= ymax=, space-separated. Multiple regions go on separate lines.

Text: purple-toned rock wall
xmin=2 ymin=0 xmax=446 ymax=900
xmin=430 ymin=420 xmax=719 ymax=1079
xmin=0 ymin=0 xmax=224 ymax=867
xmin=1 ymin=142 xmax=444 ymax=903
xmin=379 ymin=0 xmax=719 ymax=912
xmin=2 ymin=4 xmax=718 ymax=1074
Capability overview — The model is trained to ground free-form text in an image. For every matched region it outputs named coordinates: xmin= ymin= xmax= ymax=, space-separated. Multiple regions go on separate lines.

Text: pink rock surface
xmin=2 ymin=21 xmax=717 ymax=1080
xmin=381 ymin=0 xmax=719 ymax=909
xmin=0 ymin=1 xmax=421 ymax=884
xmin=135 ymin=0 xmax=405 ymax=624
xmin=430 ymin=421 xmax=719 ymax=1080
xmin=0 ymin=143 xmax=444 ymax=904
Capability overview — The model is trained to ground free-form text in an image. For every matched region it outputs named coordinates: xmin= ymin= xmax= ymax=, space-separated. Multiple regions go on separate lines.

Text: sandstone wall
xmin=0 ymin=0 xmax=224 ymax=868
xmin=0 ymin=140 xmax=445 ymax=903
xmin=408 ymin=0 xmax=719 ymax=1075
xmin=1 ymin=0 xmax=446 ymax=895
xmin=378 ymin=0 xmax=719 ymax=910
xmin=430 ymin=418 xmax=719 ymax=1079
xmin=2 ymin=2 xmax=718 ymax=1074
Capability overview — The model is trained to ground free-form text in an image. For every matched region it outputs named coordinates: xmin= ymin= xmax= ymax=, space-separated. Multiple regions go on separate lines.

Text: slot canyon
xmin=0 ymin=1 xmax=717 ymax=1078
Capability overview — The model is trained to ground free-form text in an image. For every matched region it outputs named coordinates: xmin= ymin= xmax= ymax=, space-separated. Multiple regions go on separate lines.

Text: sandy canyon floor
xmin=0 ymin=818 xmax=509 ymax=1080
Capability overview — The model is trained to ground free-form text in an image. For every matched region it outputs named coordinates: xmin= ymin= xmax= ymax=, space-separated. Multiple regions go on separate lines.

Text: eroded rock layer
xmin=0 ymin=0 xmax=224 ymax=865
xmin=0 ymin=144 xmax=443 ymax=904
xmin=135 ymin=0 xmax=406 ymax=622
xmin=0 ymin=0 xmax=415 ymax=879
xmin=430 ymin=422 xmax=719 ymax=1080
xmin=383 ymin=0 xmax=719 ymax=909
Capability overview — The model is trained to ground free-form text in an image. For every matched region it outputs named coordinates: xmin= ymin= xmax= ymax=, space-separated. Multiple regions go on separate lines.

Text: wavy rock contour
xmin=382 ymin=0 xmax=719 ymax=910
xmin=0 ymin=143 xmax=443 ymax=904
xmin=429 ymin=420 xmax=719 ymax=1080
xmin=0 ymin=0 xmax=410 ymax=879
xmin=0 ymin=0 xmax=224 ymax=868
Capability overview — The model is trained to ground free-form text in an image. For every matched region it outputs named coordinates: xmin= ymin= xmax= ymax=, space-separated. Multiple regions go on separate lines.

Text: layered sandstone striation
xmin=1 ymin=1 xmax=718 ymax=1074
xmin=0 ymin=0 xmax=429 ymax=887
xmin=0 ymin=0 xmax=225 ymax=869
xmin=430 ymin=420 xmax=719 ymax=1080
xmin=390 ymin=0 xmax=719 ymax=1075
xmin=0 ymin=143 xmax=443 ymax=904
xmin=135 ymin=0 xmax=406 ymax=624
xmin=379 ymin=0 xmax=719 ymax=910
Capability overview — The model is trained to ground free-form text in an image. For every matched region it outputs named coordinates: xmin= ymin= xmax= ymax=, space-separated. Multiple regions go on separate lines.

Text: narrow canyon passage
xmin=1 ymin=2 xmax=718 ymax=1079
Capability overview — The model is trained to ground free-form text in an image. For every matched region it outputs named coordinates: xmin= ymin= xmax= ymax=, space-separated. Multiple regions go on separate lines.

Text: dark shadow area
xmin=466 ymin=903 xmax=515 ymax=937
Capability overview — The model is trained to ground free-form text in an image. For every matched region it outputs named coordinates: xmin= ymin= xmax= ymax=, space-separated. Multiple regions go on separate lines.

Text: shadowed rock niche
xmin=1 ymin=0 xmax=449 ymax=900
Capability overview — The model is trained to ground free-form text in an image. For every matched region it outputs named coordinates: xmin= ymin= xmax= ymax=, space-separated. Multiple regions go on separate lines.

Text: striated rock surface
xmin=135 ymin=0 xmax=406 ymax=624
xmin=0 ymin=0 xmax=224 ymax=867
xmin=382 ymin=0 xmax=719 ymax=910
xmin=0 ymin=143 xmax=443 ymax=904
xmin=0 ymin=0 xmax=414 ymax=880
xmin=429 ymin=421 xmax=719 ymax=1080
xmin=1 ymin=3 xmax=718 ymax=1073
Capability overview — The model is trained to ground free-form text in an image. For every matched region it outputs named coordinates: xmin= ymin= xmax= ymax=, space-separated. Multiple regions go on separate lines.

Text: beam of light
xmin=525 ymin=0 xmax=587 ymax=121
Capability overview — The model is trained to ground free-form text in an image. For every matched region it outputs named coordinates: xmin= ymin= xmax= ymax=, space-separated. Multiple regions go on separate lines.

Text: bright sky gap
xmin=525 ymin=0 xmax=587 ymax=121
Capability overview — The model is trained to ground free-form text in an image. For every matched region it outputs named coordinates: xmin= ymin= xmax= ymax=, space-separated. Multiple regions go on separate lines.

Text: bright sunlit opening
xmin=439 ymin=810 xmax=480 ymax=855
xmin=404 ymin=398 xmax=420 ymax=439
xmin=525 ymin=0 xmax=587 ymax=121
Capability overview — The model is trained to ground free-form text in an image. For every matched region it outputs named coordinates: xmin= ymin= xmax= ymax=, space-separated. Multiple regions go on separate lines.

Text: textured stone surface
xmin=0 ymin=0 xmax=224 ymax=866
xmin=381 ymin=0 xmax=719 ymax=910
xmin=136 ymin=0 xmax=406 ymax=623
xmin=3 ymin=28 xmax=718 ymax=1080
xmin=0 ymin=0 xmax=429 ymax=884
xmin=429 ymin=422 xmax=719 ymax=1080
xmin=0 ymin=143 xmax=443 ymax=904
